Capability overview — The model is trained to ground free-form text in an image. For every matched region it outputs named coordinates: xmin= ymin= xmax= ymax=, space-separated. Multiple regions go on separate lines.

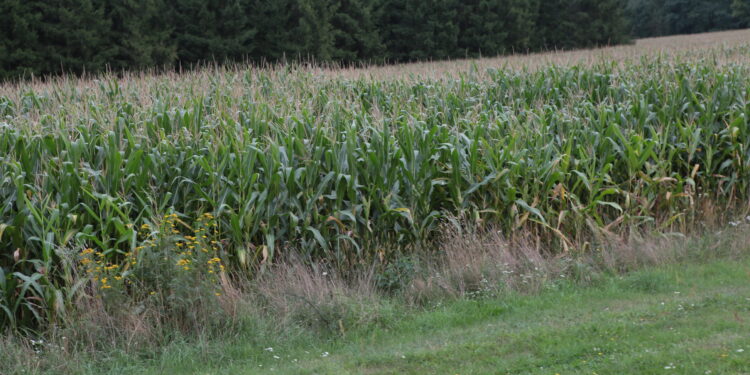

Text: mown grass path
xmin=123 ymin=258 xmax=750 ymax=375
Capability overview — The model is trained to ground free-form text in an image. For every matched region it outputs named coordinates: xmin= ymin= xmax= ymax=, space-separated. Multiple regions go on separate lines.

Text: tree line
xmin=627 ymin=0 xmax=749 ymax=38
xmin=1 ymin=0 xmax=748 ymax=80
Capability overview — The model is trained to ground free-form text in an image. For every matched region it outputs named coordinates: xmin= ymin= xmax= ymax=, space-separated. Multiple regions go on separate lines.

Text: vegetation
xmin=626 ymin=0 xmax=747 ymax=38
xmin=3 ymin=1 xmax=749 ymax=80
xmin=734 ymin=0 xmax=750 ymax=24
xmin=4 ymin=0 xmax=749 ymax=81
xmin=3 ymin=0 xmax=633 ymax=79
xmin=207 ymin=258 xmax=750 ymax=375
xmin=176 ymin=259 xmax=750 ymax=375
xmin=2 ymin=29 xmax=750 ymax=335
xmin=2 ymin=24 xmax=750 ymax=375
xmin=3 ymin=230 xmax=750 ymax=374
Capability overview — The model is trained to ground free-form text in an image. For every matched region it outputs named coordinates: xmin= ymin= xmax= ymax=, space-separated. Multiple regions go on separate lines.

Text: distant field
xmin=2 ymin=29 xmax=750 ymax=339
xmin=3 ymin=29 xmax=749 ymax=88
xmin=332 ymin=28 xmax=750 ymax=79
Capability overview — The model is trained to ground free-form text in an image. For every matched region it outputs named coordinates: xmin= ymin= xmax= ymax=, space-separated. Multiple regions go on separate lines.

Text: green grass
xmin=52 ymin=255 xmax=748 ymax=375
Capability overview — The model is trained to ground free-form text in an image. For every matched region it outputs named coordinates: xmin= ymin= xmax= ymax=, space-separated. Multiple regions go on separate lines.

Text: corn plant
xmin=1 ymin=44 xmax=750 ymax=331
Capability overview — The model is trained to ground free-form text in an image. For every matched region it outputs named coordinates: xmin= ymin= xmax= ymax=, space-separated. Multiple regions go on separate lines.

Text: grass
xmin=14 ymin=242 xmax=748 ymax=375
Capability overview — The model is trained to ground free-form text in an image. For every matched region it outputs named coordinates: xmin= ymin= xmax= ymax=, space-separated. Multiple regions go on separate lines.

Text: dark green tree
xmin=167 ymin=0 xmax=256 ymax=65
xmin=330 ymin=0 xmax=384 ymax=62
xmin=103 ymin=0 xmax=176 ymax=71
xmin=733 ymin=0 xmax=750 ymax=25
xmin=534 ymin=0 xmax=577 ymax=50
xmin=33 ymin=0 xmax=111 ymax=75
xmin=579 ymin=0 xmax=631 ymax=47
xmin=425 ymin=0 xmax=460 ymax=60
xmin=663 ymin=0 xmax=739 ymax=35
xmin=217 ymin=0 xmax=257 ymax=61
xmin=456 ymin=0 xmax=539 ymax=57
xmin=627 ymin=0 xmax=745 ymax=37
xmin=535 ymin=0 xmax=629 ymax=50
xmin=626 ymin=0 xmax=667 ymax=37
xmin=0 ymin=0 xmax=42 ymax=80
xmin=503 ymin=0 xmax=540 ymax=53
xmin=298 ymin=0 xmax=337 ymax=61
xmin=249 ymin=0 xmax=300 ymax=62
xmin=7 ymin=0 xmax=725 ymax=80
xmin=376 ymin=0 xmax=459 ymax=62
xmin=456 ymin=0 xmax=510 ymax=57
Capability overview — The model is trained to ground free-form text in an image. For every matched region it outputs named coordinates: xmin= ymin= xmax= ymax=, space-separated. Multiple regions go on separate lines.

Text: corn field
xmin=2 ymin=37 xmax=750 ymax=331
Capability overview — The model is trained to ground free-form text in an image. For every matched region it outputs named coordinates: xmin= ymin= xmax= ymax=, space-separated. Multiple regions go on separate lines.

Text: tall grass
xmin=2 ymin=43 xmax=750 ymax=331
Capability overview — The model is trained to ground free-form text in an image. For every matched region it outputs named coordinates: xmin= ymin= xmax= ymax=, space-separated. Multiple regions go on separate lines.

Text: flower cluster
xmin=78 ymin=211 xmax=225 ymax=296
xmin=172 ymin=213 xmax=224 ymax=277
xmin=78 ymin=247 xmax=133 ymax=290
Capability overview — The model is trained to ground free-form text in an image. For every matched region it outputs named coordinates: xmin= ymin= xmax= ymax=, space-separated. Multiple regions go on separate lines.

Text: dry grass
xmin=405 ymin=214 xmax=750 ymax=305
xmin=253 ymin=257 xmax=389 ymax=336
xmin=4 ymin=219 xmax=749 ymax=375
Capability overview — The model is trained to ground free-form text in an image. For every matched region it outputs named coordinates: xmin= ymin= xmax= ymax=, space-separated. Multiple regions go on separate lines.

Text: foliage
xmin=4 ymin=240 xmax=750 ymax=374
xmin=455 ymin=0 xmax=539 ymax=57
xmin=3 ymin=0 xmax=750 ymax=79
xmin=734 ymin=0 xmax=750 ymax=25
xmin=330 ymin=0 xmax=384 ymax=62
xmin=0 ymin=0 xmax=637 ymax=79
xmin=166 ymin=0 xmax=257 ymax=65
xmin=2 ymin=38 xmax=750 ymax=331
xmin=536 ymin=0 xmax=630 ymax=49
xmin=627 ymin=0 xmax=745 ymax=37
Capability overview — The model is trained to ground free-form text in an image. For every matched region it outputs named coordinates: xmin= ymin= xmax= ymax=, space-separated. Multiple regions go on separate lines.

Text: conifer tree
xmin=249 ymin=0 xmax=300 ymax=62
xmin=330 ymin=0 xmax=384 ymax=62
xmin=0 ymin=0 xmax=42 ymax=79
xmin=580 ymin=0 xmax=631 ymax=47
xmin=533 ymin=0 xmax=576 ymax=50
xmin=457 ymin=0 xmax=509 ymax=58
xmin=626 ymin=0 xmax=667 ymax=38
xmin=298 ymin=0 xmax=337 ymax=61
xmin=34 ymin=0 xmax=111 ymax=75
xmin=457 ymin=0 xmax=539 ymax=57
xmin=732 ymin=0 xmax=750 ymax=25
xmin=167 ymin=0 xmax=256 ymax=65
xmin=376 ymin=0 xmax=459 ymax=62
xmin=503 ymin=0 xmax=540 ymax=53
xmin=104 ymin=0 xmax=176 ymax=71
xmin=663 ymin=0 xmax=739 ymax=35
